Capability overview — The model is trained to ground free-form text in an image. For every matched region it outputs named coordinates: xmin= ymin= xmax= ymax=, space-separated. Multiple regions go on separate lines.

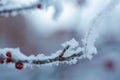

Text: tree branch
xmin=0 ymin=5 xmax=36 ymax=14
xmin=0 ymin=2 xmax=39 ymax=14
xmin=10 ymin=45 xmax=83 ymax=65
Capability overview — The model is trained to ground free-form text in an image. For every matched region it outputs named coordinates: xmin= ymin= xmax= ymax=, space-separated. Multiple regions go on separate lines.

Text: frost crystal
xmin=62 ymin=38 xmax=79 ymax=49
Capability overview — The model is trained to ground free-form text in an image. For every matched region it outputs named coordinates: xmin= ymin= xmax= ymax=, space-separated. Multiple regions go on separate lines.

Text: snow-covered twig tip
xmin=0 ymin=39 xmax=97 ymax=70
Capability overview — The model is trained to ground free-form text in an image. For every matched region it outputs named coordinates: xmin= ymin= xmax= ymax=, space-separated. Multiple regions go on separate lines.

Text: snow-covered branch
xmin=0 ymin=39 xmax=97 ymax=70
xmin=0 ymin=3 xmax=37 ymax=14
xmin=0 ymin=0 xmax=38 ymax=13
xmin=0 ymin=0 xmax=63 ymax=19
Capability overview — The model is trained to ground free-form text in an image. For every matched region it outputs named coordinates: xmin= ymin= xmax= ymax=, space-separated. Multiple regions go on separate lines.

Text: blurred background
xmin=0 ymin=0 xmax=120 ymax=80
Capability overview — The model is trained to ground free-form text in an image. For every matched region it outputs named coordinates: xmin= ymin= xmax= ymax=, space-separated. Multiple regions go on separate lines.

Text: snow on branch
xmin=82 ymin=0 xmax=119 ymax=60
xmin=0 ymin=39 xmax=97 ymax=70
xmin=0 ymin=0 xmax=38 ymax=13
xmin=0 ymin=0 xmax=63 ymax=19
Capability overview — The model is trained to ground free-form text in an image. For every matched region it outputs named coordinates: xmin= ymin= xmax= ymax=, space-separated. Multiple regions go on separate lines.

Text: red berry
xmin=105 ymin=60 xmax=115 ymax=70
xmin=0 ymin=60 xmax=4 ymax=64
xmin=36 ymin=3 xmax=42 ymax=9
xmin=15 ymin=61 xmax=24 ymax=70
xmin=6 ymin=58 xmax=12 ymax=63
xmin=6 ymin=51 xmax=12 ymax=57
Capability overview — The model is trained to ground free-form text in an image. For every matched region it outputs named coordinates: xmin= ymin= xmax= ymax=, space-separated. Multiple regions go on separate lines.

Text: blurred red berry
xmin=105 ymin=60 xmax=115 ymax=70
xmin=0 ymin=60 xmax=4 ymax=64
xmin=6 ymin=58 xmax=12 ymax=63
xmin=6 ymin=51 xmax=12 ymax=57
xmin=36 ymin=3 xmax=42 ymax=9
xmin=15 ymin=61 xmax=24 ymax=70
xmin=77 ymin=0 xmax=85 ymax=5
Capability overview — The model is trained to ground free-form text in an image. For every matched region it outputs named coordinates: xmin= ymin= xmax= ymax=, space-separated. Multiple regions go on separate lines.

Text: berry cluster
xmin=0 ymin=51 xmax=24 ymax=70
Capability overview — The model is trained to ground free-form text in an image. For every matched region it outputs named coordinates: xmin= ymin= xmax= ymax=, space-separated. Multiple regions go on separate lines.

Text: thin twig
xmin=8 ymin=45 xmax=83 ymax=65
xmin=0 ymin=4 xmax=36 ymax=14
